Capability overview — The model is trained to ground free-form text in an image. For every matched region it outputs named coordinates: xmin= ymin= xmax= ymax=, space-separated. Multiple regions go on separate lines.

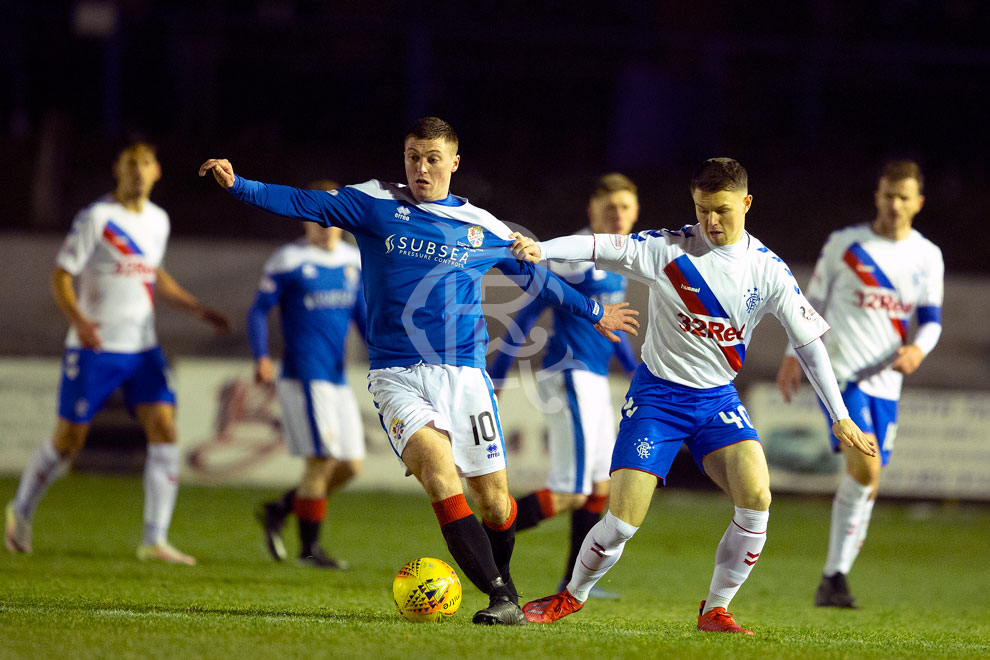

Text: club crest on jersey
xmin=744 ymin=287 xmax=763 ymax=313
xmin=301 ymin=263 xmax=318 ymax=279
xmin=635 ymin=438 xmax=651 ymax=459
xmin=344 ymin=265 xmax=359 ymax=284
xmin=466 ymin=226 xmax=484 ymax=248
xmin=394 ymin=206 xmax=411 ymax=221
xmin=390 ymin=418 xmax=405 ymax=440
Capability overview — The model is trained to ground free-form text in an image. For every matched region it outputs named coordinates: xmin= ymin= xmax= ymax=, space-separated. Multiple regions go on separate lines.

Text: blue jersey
xmin=490 ymin=254 xmax=638 ymax=380
xmin=247 ymin=239 xmax=367 ymax=383
xmin=230 ymin=178 xmax=604 ymax=369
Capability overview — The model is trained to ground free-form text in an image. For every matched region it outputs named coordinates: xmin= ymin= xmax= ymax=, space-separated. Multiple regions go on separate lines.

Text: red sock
xmin=432 ymin=493 xmax=473 ymax=527
xmin=293 ymin=497 xmax=327 ymax=522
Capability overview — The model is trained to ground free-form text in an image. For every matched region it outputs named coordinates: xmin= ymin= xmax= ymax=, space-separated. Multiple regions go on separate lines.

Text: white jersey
xmin=593 ymin=225 xmax=829 ymax=388
xmin=55 ymin=194 xmax=170 ymax=352
xmin=806 ymin=223 xmax=944 ymax=399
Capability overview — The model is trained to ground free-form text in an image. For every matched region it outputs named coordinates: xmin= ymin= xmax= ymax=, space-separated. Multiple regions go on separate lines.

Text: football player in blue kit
xmin=489 ymin=173 xmax=640 ymax=599
xmin=248 ymin=180 xmax=369 ymax=570
xmin=200 ymin=117 xmax=639 ymax=625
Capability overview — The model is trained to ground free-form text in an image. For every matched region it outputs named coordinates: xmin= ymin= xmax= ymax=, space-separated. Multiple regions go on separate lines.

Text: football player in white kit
xmin=249 ymin=180 xmax=368 ymax=570
xmin=512 ymin=158 xmax=876 ymax=634
xmin=4 ymin=142 xmax=231 ymax=564
xmin=489 ymin=173 xmax=640 ymax=599
xmin=776 ymin=160 xmax=943 ymax=608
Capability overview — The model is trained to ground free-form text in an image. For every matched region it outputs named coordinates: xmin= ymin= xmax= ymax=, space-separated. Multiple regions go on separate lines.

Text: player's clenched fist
xmin=508 ymin=232 xmax=542 ymax=263
xmin=198 ymin=158 xmax=236 ymax=188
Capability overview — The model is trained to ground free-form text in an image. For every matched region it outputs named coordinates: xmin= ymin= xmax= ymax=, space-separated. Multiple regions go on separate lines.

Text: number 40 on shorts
xmin=719 ymin=405 xmax=754 ymax=429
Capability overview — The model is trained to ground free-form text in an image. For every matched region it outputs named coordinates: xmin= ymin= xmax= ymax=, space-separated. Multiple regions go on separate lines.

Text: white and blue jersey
xmin=230 ymin=178 xmax=604 ymax=369
xmin=247 ymin=239 xmax=366 ymax=383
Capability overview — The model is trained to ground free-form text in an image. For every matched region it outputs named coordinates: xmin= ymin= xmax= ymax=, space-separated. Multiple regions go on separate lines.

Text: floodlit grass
xmin=1 ymin=474 xmax=988 ymax=659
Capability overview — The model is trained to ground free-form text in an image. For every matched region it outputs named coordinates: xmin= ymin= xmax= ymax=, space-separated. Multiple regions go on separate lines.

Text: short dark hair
xmin=879 ymin=160 xmax=924 ymax=193
xmin=405 ymin=117 xmax=458 ymax=152
xmin=307 ymin=179 xmax=341 ymax=192
xmin=690 ymin=157 xmax=748 ymax=193
xmin=591 ymin=172 xmax=637 ymax=200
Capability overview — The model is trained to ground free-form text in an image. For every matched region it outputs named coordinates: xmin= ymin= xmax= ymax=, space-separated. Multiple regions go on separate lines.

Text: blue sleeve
xmin=488 ymin=295 xmax=549 ymax=382
xmin=229 ymin=177 xmax=371 ymax=234
xmin=246 ymin=284 xmax=280 ymax=359
xmin=351 ymin=279 xmax=369 ymax=344
xmin=612 ymin=332 xmax=639 ymax=374
xmin=496 ymin=258 xmax=603 ymax=323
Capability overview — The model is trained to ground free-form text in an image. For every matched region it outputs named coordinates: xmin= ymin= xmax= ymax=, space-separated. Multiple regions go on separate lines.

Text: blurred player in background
xmin=248 ymin=180 xmax=368 ymax=570
xmin=199 ymin=117 xmax=638 ymax=625
xmin=4 ymin=142 xmax=230 ymax=565
xmin=489 ymin=173 xmax=639 ymax=599
xmin=513 ymin=158 xmax=876 ymax=634
xmin=776 ymin=160 xmax=943 ymax=608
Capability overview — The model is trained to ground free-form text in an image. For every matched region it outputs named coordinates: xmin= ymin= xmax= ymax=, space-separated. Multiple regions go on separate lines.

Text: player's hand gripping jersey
xmin=55 ymin=195 xmax=170 ymax=352
xmin=231 ymin=178 xmax=604 ymax=369
xmin=247 ymin=239 xmax=367 ymax=383
xmin=588 ymin=226 xmax=829 ymax=388
xmin=806 ymin=223 xmax=943 ymax=399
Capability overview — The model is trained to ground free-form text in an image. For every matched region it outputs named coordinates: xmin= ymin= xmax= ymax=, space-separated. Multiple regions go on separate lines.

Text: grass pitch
xmin=1 ymin=474 xmax=988 ymax=659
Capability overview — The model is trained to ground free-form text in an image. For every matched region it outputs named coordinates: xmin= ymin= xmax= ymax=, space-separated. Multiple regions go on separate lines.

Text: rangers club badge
xmin=466 ymin=226 xmax=484 ymax=248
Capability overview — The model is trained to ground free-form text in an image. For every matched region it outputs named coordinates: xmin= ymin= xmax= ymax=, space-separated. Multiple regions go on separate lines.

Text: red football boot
xmin=696 ymin=600 xmax=753 ymax=635
xmin=523 ymin=589 xmax=585 ymax=624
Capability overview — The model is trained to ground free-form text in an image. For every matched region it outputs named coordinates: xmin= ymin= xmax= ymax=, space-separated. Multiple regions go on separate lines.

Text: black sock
xmin=439 ymin=515 xmax=503 ymax=595
xmin=276 ymin=488 xmax=297 ymax=516
xmin=566 ymin=507 xmax=601 ymax=578
xmin=483 ymin=521 xmax=518 ymax=600
xmin=298 ymin=517 xmax=321 ymax=556
xmin=515 ymin=492 xmax=545 ymax=531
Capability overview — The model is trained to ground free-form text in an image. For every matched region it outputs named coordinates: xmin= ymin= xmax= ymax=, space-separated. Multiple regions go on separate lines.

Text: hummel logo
xmin=590 ymin=542 xmax=606 ymax=558
xmin=394 ymin=206 xmax=411 ymax=221
xmin=743 ymin=551 xmax=761 ymax=566
xmin=680 ymin=284 xmax=701 ymax=293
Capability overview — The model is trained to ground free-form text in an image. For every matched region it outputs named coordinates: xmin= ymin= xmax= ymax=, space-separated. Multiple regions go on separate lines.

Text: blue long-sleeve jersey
xmin=246 ymin=238 xmax=367 ymax=383
xmin=490 ymin=257 xmax=638 ymax=381
xmin=230 ymin=177 xmax=604 ymax=369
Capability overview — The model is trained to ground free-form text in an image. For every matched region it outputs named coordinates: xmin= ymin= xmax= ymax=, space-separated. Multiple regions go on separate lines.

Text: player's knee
xmin=738 ymin=486 xmax=771 ymax=511
xmin=337 ymin=460 xmax=362 ymax=482
xmin=53 ymin=431 xmax=87 ymax=458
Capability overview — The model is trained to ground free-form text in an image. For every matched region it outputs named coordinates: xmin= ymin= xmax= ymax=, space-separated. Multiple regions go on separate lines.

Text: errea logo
xmin=394 ymin=206 xmax=411 ymax=221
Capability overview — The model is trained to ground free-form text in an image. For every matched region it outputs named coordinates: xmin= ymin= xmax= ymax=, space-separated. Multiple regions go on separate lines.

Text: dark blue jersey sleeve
xmin=495 ymin=258 xmax=604 ymax=323
xmin=612 ymin=332 xmax=639 ymax=374
xmin=351 ymin=278 xmax=369 ymax=344
xmin=229 ymin=177 xmax=373 ymax=234
xmin=246 ymin=281 xmax=281 ymax=359
xmin=488 ymin=294 xmax=549 ymax=383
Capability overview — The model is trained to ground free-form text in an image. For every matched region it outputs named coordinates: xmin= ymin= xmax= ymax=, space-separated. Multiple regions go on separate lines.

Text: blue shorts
xmin=57 ymin=348 xmax=176 ymax=423
xmin=819 ymin=382 xmax=897 ymax=466
xmin=611 ymin=364 xmax=760 ymax=485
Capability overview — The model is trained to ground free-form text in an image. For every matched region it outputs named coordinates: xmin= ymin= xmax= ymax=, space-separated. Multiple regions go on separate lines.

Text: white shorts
xmin=536 ymin=369 xmax=616 ymax=494
xmin=367 ymin=364 xmax=505 ymax=478
xmin=276 ymin=379 xmax=365 ymax=460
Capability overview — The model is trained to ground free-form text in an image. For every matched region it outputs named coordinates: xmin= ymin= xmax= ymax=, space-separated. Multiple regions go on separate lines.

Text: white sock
xmin=823 ymin=474 xmax=873 ymax=576
xmin=566 ymin=510 xmax=638 ymax=602
xmin=704 ymin=507 xmax=769 ymax=612
xmin=143 ymin=443 xmax=180 ymax=546
xmin=13 ymin=440 xmax=69 ymax=519
xmin=848 ymin=496 xmax=876 ymax=566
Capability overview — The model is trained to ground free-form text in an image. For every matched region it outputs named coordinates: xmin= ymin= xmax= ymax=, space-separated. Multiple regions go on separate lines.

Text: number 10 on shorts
xmin=470 ymin=411 xmax=497 ymax=445
xmin=719 ymin=405 xmax=754 ymax=429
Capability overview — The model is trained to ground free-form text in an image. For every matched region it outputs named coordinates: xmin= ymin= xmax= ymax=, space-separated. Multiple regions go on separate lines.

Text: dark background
xmin=2 ymin=0 xmax=988 ymax=273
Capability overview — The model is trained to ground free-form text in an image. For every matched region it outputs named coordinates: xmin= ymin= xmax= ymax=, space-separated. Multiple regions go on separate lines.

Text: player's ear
xmin=743 ymin=194 xmax=753 ymax=213
xmin=450 ymin=154 xmax=460 ymax=173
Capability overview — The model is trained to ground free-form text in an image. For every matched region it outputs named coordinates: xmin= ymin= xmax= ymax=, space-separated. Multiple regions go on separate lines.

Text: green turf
xmin=1 ymin=474 xmax=988 ymax=659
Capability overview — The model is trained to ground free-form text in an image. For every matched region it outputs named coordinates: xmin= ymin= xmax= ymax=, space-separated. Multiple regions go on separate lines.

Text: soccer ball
xmin=392 ymin=557 xmax=462 ymax=622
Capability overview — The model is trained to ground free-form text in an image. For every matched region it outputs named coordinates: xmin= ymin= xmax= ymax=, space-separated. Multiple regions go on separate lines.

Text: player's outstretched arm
xmin=51 ymin=267 xmax=102 ymax=350
xmin=155 ymin=268 xmax=231 ymax=334
xmin=595 ymin=302 xmax=640 ymax=342
xmin=776 ymin=355 xmax=803 ymax=402
xmin=198 ymin=158 xmax=236 ymax=188
xmin=832 ymin=418 xmax=877 ymax=457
